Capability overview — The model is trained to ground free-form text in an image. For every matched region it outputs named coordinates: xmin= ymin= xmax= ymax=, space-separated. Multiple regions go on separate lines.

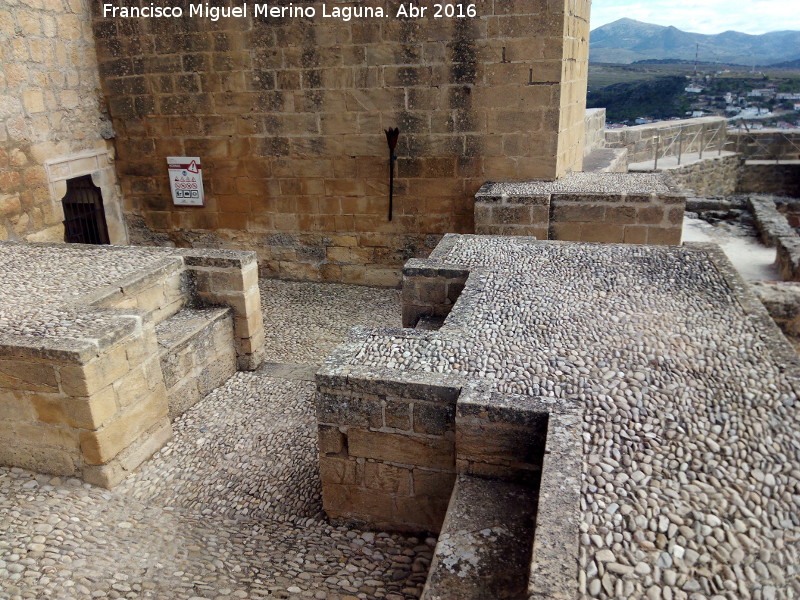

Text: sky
xmin=591 ymin=0 xmax=800 ymax=35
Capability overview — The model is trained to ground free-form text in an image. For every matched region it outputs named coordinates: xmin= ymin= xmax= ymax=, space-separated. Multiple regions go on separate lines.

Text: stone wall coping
xmin=457 ymin=385 xmax=581 ymax=424
xmin=0 ymin=311 xmax=145 ymax=363
xmin=475 ymin=172 xmax=673 ymax=197
xmin=178 ymin=248 xmax=258 ymax=270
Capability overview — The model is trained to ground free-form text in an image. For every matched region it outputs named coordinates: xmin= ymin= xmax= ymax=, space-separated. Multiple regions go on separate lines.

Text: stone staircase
xmin=155 ymin=307 xmax=236 ymax=420
xmin=0 ymin=241 xmax=266 ymax=488
xmin=421 ymin=475 xmax=539 ymax=600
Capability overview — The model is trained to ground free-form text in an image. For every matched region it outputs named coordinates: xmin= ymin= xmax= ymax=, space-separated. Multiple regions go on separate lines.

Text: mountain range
xmin=590 ymin=18 xmax=800 ymax=66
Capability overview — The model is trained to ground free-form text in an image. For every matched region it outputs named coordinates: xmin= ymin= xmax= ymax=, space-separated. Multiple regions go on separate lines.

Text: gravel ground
xmin=352 ymin=237 xmax=800 ymax=600
xmin=0 ymin=280 xmax=430 ymax=600
xmin=478 ymin=172 xmax=672 ymax=196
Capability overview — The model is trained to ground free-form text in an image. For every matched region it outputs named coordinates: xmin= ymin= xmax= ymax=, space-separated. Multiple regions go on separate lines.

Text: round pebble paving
xmin=0 ymin=280 xmax=429 ymax=600
xmin=353 ymin=239 xmax=800 ymax=600
xmin=0 ymin=243 xmax=176 ymax=340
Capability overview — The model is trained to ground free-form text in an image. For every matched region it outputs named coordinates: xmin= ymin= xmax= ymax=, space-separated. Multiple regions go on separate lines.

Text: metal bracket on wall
xmin=385 ymin=128 xmax=400 ymax=222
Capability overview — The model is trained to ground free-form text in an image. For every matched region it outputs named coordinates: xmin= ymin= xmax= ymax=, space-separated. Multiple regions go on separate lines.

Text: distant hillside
xmin=586 ymin=76 xmax=690 ymax=124
xmin=591 ymin=18 xmax=800 ymax=65
xmin=770 ymin=58 xmax=800 ymax=69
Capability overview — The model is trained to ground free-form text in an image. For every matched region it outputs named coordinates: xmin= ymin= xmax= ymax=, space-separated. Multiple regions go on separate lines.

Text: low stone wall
xmin=663 ymin=154 xmax=743 ymax=197
xmin=751 ymin=281 xmax=800 ymax=336
xmin=187 ymin=253 xmax=264 ymax=370
xmin=0 ymin=304 xmax=171 ymax=488
xmin=685 ymin=196 xmax=749 ymax=212
xmin=748 ymin=196 xmax=796 ymax=247
xmin=584 ymin=108 xmax=607 ymax=155
xmin=605 ymin=117 xmax=727 ymax=164
xmin=748 ymin=196 xmax=800 ymax=282
xmin=316 ymin=339 xmax=461 ymax=533
xmin=474 ymin=173 xmax=685 ymax=245
xmin=737 ymin=161 xmax=800 ymax=198
xmin=402 ymin=263 xmax=468 ymax=330
xmin=157 ymin=308 xmax=236 ymax=421
xmin=777 ymin=238 xmax=800 ymax=281
xmin=549 ymin=192 xmax=683 ymax=244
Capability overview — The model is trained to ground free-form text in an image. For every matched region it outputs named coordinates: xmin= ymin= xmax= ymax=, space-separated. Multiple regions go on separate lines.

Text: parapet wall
xmin=658 ymin=153 xmax=743 ymax=197
xmin=728 ymin=130 xmax=800 ymax=161
xmin=605 ymin=117 xmax=727 ymax=164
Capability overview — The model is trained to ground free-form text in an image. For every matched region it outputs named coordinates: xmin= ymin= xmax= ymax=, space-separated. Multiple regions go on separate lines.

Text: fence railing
xmin=726 ymin=129 xmax=800 ymax=163
xmin=652 ymin=122 xmax=727 ymax=169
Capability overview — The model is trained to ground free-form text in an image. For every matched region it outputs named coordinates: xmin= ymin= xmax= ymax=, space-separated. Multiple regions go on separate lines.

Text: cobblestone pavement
xmin=0 ymin=280 xmax=431 ymax=600
xmin=351 ymin=238 xmax=800 ymax=600
xmin=259 ymin=280 xmax=401 ymax=365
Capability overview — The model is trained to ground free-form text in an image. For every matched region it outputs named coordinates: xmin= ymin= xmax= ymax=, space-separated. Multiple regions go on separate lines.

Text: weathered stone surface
xmin=320 ymin=233 xmax=800 ymax=600
xmin=422 ymin=475 xmax=537 ymax=600
xmin=348 ymin=429 xmax=455 ymax=470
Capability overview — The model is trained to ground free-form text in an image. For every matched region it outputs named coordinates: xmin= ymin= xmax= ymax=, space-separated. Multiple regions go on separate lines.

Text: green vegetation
xmin=589 ymin=63 xmax=800 ymax=92
xmin=587 ymin=76 xmax=691 ymax=124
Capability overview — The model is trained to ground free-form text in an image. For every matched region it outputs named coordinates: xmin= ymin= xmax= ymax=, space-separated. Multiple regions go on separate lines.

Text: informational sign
xmin=167 ymin=156 xmax=204 ymax=206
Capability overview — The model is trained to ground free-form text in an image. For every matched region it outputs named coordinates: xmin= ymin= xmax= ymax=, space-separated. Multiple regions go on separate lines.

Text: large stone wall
xmin=0 ymin=242 xmax=264 ymax=487
xmin=0 ymin=0 xmax=127 ymax=244
xmin=91 ymin=1 xmax=590 ymax=286
xmin=557 ymin=0 xmax=591 ymax=167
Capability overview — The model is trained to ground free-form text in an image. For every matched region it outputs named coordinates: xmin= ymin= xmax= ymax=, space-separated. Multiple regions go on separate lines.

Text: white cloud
xmin=591 ymin=0 xmax=800 ymax=34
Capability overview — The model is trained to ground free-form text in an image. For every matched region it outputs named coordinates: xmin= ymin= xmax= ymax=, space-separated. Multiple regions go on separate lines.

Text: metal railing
xmin=652 ymin=122 xmax=727 ymax=169
xmin=727 ymin=129 xmax=800 ymax=163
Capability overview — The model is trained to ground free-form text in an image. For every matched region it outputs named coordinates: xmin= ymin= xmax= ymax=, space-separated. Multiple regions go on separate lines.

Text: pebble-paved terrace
xmin=0 ymin=278 xmax=438 ymax=600
xmin=0 ymin=243 xmax=175 ymax=340
xmin=352 ymin=237 xmax=800 ymax=600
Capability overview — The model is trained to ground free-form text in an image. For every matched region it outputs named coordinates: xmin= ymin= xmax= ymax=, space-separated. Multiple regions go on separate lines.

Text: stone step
xmin=415 ymin=315 xmax=446 ymax=330
xmin=421 ymin=474 xmax=539 ymax=600
xmin=583 ymin=147 xmax=628 ymax=173
xmin=155 ymin=307 xmax=236 ymax=420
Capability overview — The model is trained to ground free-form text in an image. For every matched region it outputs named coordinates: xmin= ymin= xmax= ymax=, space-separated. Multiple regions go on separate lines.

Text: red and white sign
xmin=167 ymin=156 xmax=205 ymax=206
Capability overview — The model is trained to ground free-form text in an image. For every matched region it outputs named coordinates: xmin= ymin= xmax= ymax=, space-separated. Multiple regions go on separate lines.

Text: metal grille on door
xmin=61 ymin=175 xmax=110 ymax=245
